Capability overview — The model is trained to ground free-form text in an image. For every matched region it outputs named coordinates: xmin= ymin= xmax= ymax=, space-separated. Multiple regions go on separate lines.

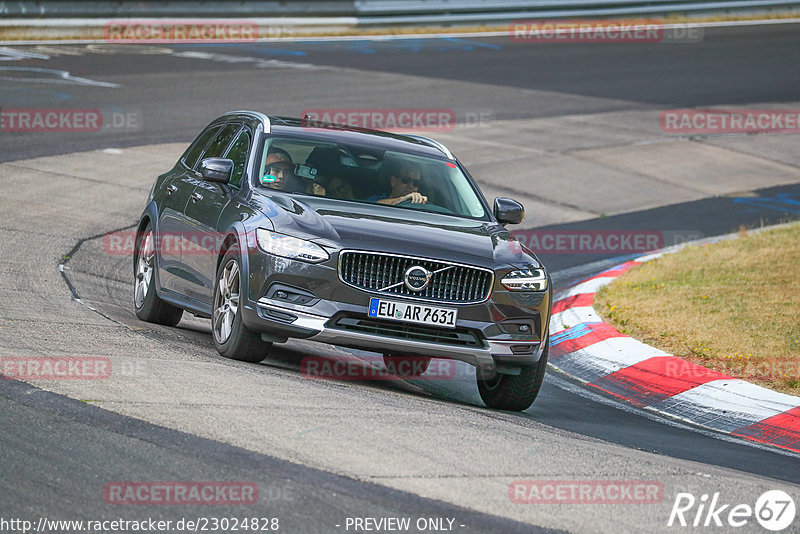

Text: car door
xmin=180 ymin=123 xmax=248 ymax=303
xmin=156 ymin=124 xmax=221 ymax=294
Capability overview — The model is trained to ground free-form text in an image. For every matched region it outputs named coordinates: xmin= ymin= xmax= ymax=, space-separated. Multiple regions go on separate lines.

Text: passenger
xmin=260 ymin=148 xmax=294 ymax=191
xmin=322 ymin=175 xmax=355 ymax=200
xmin=368 ymin=160 xmax=427 ymax=205
xmin=305 ymin=147 xmax=352 ymax=199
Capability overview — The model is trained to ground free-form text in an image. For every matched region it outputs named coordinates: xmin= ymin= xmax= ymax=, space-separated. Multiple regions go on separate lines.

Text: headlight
xmin=256 ymin=229 xmax=329 ymax=263
xmin=501 ymin=269 xmax=547 ymax=291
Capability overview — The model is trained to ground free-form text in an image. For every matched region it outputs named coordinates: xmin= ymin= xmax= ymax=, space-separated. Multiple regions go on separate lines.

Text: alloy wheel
xmin=213 ymin=259 xmax=240 ymax=344
xmin=134 ymin=230 xmax=154 ymax=309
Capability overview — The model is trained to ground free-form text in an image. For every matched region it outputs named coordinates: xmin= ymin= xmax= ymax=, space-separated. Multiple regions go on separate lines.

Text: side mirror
xmin=198 ymin=158 xmax=234 ymax=183
xmin=494 ymin=197 xmax=525 ymax=225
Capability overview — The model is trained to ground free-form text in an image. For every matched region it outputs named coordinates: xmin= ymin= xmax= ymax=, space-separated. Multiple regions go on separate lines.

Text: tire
xmin=212 ymin=245 xmax=271 ymax=363
xmin=477 ymin=340 xmax=549 ymax=411
xmin=383 ymin=354 xmax=432 ymax=377
xmin=134 ymin=222 xmax=183 ymax=326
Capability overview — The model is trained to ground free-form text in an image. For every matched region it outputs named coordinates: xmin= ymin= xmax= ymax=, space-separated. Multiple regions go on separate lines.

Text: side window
xmin=225 ymin=128 xmax=251 ymax=188
xmin=181 ymin=125 xmax=222 ymax=170
xmin=201 ymin=123 xmax=240 ymax=160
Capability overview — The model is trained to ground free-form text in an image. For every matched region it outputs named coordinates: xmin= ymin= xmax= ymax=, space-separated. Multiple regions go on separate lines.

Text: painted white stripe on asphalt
xmin=654 ymin=379 xmax=800 ymax=432
xmin=170 ymin=51 xmax=325 ymax=71
xmin=556 ymin=276 xmax=615 ymax=300
xmin=0 ymin=66 xmax=120 ymax=87
xmin=545 ymin=371 xmax=800 ymax=458
xmin=576 ymin=336 xmax=668 ymax=366
xmin=0 ymin=46 xmax=49 ymax=60
xmin=669 ymin=379 xmax=800 ymax=416
xmin=549 ymin=306 xmax=599 ymax=333
xmin=553 ymin=337 xmax=667 ymax=379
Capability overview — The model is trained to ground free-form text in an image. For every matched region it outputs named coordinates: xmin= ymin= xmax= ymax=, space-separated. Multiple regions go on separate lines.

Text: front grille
xmin=331 ymin=314 xmax=484 ymax=347
xmin=338 ymin=251 xmax=494 ymax=304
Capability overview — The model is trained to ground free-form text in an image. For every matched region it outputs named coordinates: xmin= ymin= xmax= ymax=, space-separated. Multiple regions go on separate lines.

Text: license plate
xmin=368 ymin=297 xmax=457 ymax=329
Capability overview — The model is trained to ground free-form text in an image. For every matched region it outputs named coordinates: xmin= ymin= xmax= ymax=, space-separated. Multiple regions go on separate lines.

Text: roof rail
xmin=223 ymin=110 xmax=271 ymax=133
xmin=406 ymin=134 xmax=454 ymax=160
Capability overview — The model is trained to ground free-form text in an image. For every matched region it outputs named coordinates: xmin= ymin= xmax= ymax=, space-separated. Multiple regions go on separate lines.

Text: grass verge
xmin=594 ymin=223 xmax=800 ymax=395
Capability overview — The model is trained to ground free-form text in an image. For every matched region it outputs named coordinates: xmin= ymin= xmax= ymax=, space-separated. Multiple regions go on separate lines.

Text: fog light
xmin=265 ymin=284 xmax=319 ymax=306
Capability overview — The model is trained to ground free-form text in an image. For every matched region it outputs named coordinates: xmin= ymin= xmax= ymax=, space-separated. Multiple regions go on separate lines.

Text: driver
xmin=369 ymin=160 xmax=427 ymax=206
xmin=261 ymin=148 xmax=294 ymax=191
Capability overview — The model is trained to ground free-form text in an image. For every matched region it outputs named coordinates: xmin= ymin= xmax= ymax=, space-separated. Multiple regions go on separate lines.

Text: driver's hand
xmin=403 ymin=192 xmax=427 ymax=204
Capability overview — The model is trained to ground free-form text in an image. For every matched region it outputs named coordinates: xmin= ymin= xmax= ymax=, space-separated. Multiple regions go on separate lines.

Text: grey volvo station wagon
xmin=134 ymin=111 xmax=552 ymax=410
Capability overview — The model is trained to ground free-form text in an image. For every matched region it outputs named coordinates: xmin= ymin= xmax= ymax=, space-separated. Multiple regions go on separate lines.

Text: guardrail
xmin=1 ymin=0 xmax=798 ymax=41
xmin=2 ymin=0 xmax=799 ymax=20
xmin=357 ymin=0 xmax=800 ymax=24
xmin=0 ymin=1 xmax=354 ymax=17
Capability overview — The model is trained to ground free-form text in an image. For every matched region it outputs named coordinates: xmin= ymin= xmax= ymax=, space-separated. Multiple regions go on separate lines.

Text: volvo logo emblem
xmin=404 ymin=266 xmax=431 ymax=291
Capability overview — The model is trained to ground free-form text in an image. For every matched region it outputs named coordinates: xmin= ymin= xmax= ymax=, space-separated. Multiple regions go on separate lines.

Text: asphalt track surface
xmin=2 ymin=23 xmax=800 ymax=533
xmin=3 ymin=24 xmax=800 ymax=162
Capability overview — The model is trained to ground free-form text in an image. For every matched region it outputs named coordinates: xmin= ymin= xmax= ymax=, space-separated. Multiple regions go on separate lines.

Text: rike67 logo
xmin=668 ymin=490 xmax=795 ymax=531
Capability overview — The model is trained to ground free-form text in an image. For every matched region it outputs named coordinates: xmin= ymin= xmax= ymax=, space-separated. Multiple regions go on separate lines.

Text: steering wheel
xmin=396 ymin=198 xmax=454 ymax=215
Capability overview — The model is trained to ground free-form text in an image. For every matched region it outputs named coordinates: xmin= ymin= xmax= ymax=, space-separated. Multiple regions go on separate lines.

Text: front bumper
xmin=239 ymin=247 xmax=551 ymax=375
xmin=244 ymin=295 xmax=548 ymax=376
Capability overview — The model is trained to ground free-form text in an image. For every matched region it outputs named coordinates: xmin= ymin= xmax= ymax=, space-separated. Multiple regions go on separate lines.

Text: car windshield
xmin=257 ymin=136 xmax=488 ymax=219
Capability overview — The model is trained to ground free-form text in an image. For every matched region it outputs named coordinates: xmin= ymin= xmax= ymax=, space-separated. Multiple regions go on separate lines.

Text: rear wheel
xmin=212 ymin=245 xmax=271 ymax=363
xmin=383 ymin=354 xmax=432 ymax=377
xmin=133 ymin=223 xmax=183 ymax=326
xmin=477 ymin=341 xmax=548 ymax=411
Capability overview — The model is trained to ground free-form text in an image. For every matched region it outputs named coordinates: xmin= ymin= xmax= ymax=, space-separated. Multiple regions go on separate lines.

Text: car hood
xmin=250 ymin=193 xmax=541 ymax=270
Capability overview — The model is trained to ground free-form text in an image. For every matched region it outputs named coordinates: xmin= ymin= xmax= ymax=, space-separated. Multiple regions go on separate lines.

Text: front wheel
xmin=477 ymin=341 xmax=548 ymax=411
xmin=212 ymin=246 xmax=271 ymax=363
xmin=133 ymin=223 xmax=183 ymax=326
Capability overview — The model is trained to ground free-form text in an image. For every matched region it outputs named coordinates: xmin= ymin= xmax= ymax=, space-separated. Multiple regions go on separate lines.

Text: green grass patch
xmin=595 ymin=223 xmax=800 ymax=395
